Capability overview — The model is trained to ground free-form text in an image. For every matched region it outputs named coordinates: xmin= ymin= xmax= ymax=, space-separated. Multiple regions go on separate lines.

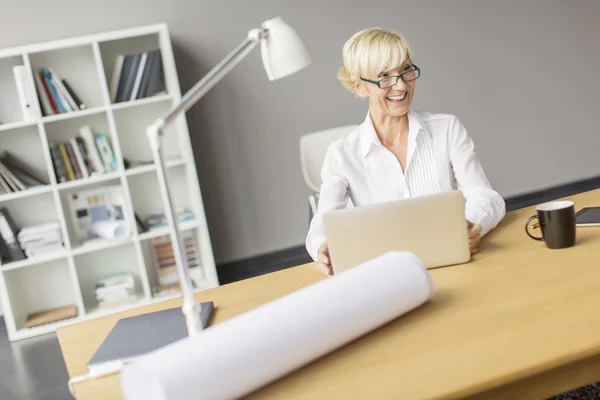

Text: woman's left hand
xmin=467 ymin=220 xmax=482 ymax=254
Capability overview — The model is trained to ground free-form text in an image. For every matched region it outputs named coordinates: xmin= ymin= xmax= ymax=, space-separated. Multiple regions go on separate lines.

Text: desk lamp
xmin=147 ymin=16 xmax=312 ymax=337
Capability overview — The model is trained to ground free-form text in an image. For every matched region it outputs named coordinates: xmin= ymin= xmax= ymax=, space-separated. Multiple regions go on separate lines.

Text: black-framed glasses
xmin=361 ymin=65 xmax=421 ymax=89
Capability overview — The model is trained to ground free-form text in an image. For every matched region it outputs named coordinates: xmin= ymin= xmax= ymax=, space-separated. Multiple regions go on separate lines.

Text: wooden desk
xmin=58 ymin=189 xmax=600 ymax=400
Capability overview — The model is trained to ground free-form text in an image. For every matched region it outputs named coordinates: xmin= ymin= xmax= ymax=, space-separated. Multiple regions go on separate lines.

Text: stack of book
xmin=110 ymin=48 xmax=166 ymax=103
xmin=17 ymin=222 xmax=64 ymax=258
xmin=32 ymin=67 xmax=86 ymax=116
xmin=152 ymin=231 xmax=201 ymax=297
xmin=95 ymin=273 xmax=137 ymax=309
xmin=0 ymin=151 xmax=49 ymax=194
xmin=49 ymin=125 xmax=118 ymax=183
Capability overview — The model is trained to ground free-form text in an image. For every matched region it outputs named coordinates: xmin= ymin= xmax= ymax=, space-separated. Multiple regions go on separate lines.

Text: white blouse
xmin=305 ymin=109 xmax=506 ymax=261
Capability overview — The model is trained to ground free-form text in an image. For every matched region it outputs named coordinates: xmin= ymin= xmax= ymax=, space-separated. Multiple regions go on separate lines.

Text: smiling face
xmin=354 ymin=63 xmax=416 ymax=119
xmin=338 ymin=28 xmax=417 ymax=122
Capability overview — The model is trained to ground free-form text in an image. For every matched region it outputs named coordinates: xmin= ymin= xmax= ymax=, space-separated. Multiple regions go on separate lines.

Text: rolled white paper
xmin=89 ymin=220 xmax=130 ymax=240
xmin=120 ymin=251 xmax=434 ymax=400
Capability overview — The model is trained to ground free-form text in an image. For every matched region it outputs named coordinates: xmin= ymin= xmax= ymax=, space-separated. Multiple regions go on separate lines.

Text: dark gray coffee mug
xmin=525 ymin=201 xmax=576 ymax=249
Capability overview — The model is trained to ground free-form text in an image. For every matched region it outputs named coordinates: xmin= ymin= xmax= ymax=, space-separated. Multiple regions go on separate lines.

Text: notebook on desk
xmin=87 ymin=302 xmax=214 ymax=372
xmin=575 ymin=207 xmax=600 ymax=226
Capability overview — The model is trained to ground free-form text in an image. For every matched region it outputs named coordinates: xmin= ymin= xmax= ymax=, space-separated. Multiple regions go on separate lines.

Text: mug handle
xmin=525 ymin=215 xmax=543 ymax=241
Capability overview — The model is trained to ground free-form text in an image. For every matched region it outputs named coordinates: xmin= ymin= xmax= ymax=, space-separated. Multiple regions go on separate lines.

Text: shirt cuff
xmin=306 ymin=232 xmax=327 ymax=262
xmin=465 ymin=207 xmax=495 ymax=238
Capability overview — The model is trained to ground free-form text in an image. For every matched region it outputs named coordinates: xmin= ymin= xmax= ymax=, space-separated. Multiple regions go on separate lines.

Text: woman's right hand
xmin=317 ymin=242 xmax=333 ymax=276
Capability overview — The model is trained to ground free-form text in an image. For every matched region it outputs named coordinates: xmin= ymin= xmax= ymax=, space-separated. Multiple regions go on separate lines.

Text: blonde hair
xmin=338 ymin=28 xmax=414 ymax=95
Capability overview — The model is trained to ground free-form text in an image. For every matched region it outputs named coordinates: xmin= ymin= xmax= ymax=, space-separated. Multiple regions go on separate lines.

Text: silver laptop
xmin=323 ymin=191 xmax=471 ymax=274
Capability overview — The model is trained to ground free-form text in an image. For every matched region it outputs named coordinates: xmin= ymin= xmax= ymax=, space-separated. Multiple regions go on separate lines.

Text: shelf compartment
xmin=112 ymin=97 xmax=182 ymax=165
xmin=127 ymin=163 xmax=193 ymax=234
xmin=97 ymin=33 xmax=167 ymax=105
xmin=59 ymin=179 xmax=132 ymax=248
xmin=4 ymin=258 xmax=80 ymax=332
xmin=139 ymin=228 xmax=205 ymax=301
xmin=0 ymin=55 xmax=29 ymax=124
xmin=43 ymin=111 xmax=121 ymax=185
xmin=73 ymin=242 xmax=145 ymax=313
xmin=0 ymin=189 xmax=60 ymax=231
xmin=28 ymin=44 xmax=105 ymax=111
xmin=0 ymin=123 xmax=51 ymax=190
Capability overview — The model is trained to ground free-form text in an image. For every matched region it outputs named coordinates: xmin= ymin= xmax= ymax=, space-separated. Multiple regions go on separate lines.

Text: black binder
xmin=0 ymin=208 xmax=25 ymax=262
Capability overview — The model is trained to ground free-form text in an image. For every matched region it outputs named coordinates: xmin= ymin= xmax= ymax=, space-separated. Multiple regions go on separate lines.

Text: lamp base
xmin=87 ymin=302 xmax=214 ymax=372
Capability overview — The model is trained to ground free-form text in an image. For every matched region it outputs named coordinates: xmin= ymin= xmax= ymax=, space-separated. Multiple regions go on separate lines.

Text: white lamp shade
xmin=260 ymin=17 xmax=312 ymax=81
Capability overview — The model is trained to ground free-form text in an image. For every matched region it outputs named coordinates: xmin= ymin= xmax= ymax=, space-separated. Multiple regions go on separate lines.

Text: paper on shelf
xmin=120 ymin=251 xmax=435 ymax=400
xmin=90 ymin=220 xmax=130 ymax=240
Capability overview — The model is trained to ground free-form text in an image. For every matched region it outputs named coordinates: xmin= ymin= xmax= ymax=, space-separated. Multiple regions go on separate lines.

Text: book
xmin=79 ymin=125 xmax=105 ymax=174
xmin=41 ymin=68 xmax=67 ymax=113
xmin=129 ymin=52 xmax=148 ymax=100
xmin=39 ymin=71 xmax=60 ymax=114
xmin=142 ymin=49 xmax=165 ymax=98
xmin=48 ymin=142 xmax=67 ymax=183
xmin=2 ymin=151 xmax=49 ymax=185
xmin=0 ymin=170 xmax=12 ymax=193
xmin=97 ymin=134 xmax=118 ymax=171
xmin=12 ymin=66 xmax=37 ymax=121
xmin=64 ymin=142 xmax=82 ymax=179
xmin=2 ymin=164 xmax=42 ymax=188
xmin=58 ymin=143 xmax=75 ymax=181
xmin=70 ymin=137 xmax=89 ymax=178
xmin=115 ymin=55 xmax=134 ymax=103
xmin=0 ymin=160 xmax=26 ymax=191
xmin=48 ymin=68 xmax=76 ymax=112
xmin=119 ymin=53 xmax=142 ymax=102
xmin=33 ymin=70 xmax=55 ymax=116
xmin=62 ymin=79 xmax=86 ymax=110
xmin=109 ymin=55 xmax=125 ymax=103
xmin=75 ymin=137 xmax=94 ymax=176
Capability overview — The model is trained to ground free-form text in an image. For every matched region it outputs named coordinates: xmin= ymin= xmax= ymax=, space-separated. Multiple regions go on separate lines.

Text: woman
xmin=306 ymin=27 xmax=506 ymax=276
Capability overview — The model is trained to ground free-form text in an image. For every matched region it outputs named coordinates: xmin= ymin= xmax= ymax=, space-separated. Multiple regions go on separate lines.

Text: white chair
xmin=300 ymin=125 xmax=358 ymax=220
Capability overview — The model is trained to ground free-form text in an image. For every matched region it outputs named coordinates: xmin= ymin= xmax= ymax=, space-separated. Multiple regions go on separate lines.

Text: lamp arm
xmin=160 ymin=27 xmax=268 ymax=129
xmin=146 ymin=27 xmax=268 ymax=337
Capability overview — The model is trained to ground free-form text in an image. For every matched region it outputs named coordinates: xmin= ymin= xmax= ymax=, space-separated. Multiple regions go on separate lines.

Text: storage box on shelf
xmin=0 ymin=23 xmax=218 ymax=341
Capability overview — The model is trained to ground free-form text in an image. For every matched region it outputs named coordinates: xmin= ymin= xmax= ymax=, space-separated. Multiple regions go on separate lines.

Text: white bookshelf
xmin=0 ymin=23 xmax=219 ymax=341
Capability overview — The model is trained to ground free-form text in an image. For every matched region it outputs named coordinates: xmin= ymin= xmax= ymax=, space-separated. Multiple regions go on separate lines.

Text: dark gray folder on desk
xmin=88 ymin=302 xmax=214 ymax=370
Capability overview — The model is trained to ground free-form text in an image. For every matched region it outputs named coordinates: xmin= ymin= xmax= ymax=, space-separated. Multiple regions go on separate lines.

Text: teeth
xmin=387 ymin=93 xmax=406 ymax=101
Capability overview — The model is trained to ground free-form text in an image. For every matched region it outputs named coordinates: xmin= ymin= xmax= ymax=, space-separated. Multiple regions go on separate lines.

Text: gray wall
xmin=0 ymin=0 xmax=599 ymax=264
